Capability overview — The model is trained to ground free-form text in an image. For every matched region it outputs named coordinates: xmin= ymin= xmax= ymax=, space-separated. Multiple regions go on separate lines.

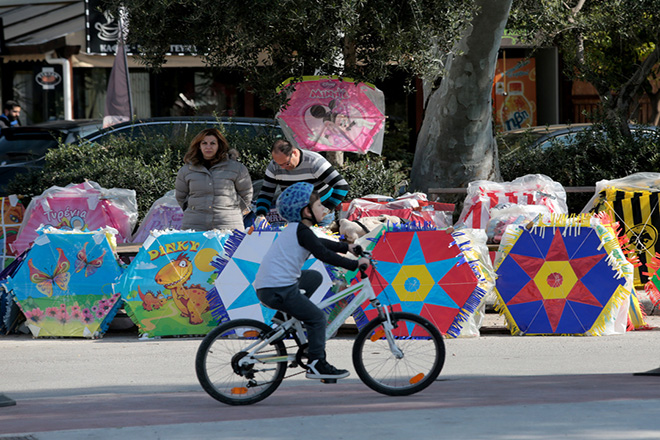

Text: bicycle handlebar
xmin=353 ymin=245 xmax=372 ymax=279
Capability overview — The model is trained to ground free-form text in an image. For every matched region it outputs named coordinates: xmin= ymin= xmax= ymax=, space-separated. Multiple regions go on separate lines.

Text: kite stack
xmin=585 ymin=172 xmax=660 ymax=288
xmin=12 ymin=181 xmax=137 ymax=255
xmin=0 ymin=196 xmax=25 ymax=268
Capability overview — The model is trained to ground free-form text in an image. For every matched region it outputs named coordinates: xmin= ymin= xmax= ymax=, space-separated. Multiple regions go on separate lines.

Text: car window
xmin=536 ymin=133 xmax=578 ymax=150
xmin=0 ymin=133 xmax=58 ymax=165
xmin=90 ymin=121 xmax=198 ymax=143
xmin=67 ymin=123 xmax=105 ymax=141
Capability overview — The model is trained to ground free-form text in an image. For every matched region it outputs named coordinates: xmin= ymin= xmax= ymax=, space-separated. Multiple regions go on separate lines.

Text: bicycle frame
xmin=237 ymin=267 xmax=403 ymax=369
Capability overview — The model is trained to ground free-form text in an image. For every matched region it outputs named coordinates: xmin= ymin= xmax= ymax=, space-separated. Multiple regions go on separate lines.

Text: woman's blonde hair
xmin=184 ymin=127 xmax=229 ymax=166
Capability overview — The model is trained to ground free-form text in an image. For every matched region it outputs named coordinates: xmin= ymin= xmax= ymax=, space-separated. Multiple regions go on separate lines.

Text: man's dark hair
xmin=3 ymin=100 xmax=19 ymax=111
xmin=272 ymin=138 xmax=294 ymax=155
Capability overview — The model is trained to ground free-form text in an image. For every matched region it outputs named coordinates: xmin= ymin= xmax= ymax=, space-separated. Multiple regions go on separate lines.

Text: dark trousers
xmin=256 ymin=270 xmax=325 ymax=360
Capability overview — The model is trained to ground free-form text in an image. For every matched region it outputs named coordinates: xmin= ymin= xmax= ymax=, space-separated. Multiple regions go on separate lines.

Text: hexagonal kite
xmin=5 ymin=228 xmax=124 ymax=338
xmin=208 ymin=226 xmax=335 ymax=324
xmin=352 ymin=227 xmax=495 ymax=337
xmin=494 ymin=216 xmax=635 ymax=335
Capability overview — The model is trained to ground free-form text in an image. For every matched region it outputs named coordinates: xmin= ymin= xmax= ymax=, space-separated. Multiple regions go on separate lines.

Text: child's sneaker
xmin=306 ymin=358 xmax=349 ymax=379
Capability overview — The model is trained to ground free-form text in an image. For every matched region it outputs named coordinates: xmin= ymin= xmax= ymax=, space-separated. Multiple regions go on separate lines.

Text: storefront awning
xmin=1 ymin=1 xmax=83 ymax=58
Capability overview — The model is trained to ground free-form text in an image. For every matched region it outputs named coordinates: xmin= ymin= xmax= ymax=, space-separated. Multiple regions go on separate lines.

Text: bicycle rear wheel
xmin=196 ymin=319 xmax=287 ymax=405
xmin=352 ymin=312 xmax=445 ymax=396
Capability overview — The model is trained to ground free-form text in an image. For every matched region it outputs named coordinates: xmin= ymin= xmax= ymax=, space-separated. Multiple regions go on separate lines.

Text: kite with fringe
xmin=344 ymin=222 xmax=495 ymax=338
xmin=207 ymin=225 xmax=338 ymax=324
xmin=493 ymin=214 xmax=635 ymax=336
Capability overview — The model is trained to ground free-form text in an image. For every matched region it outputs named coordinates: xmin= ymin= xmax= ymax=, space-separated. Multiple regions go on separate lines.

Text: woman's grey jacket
xmin=175 ymin=159 xmax=253 ymax=231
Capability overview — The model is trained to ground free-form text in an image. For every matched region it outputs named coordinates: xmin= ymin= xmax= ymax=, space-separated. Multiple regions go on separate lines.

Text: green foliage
xmin=227 ymin=131 xmax=277 ymax=182
xmin=381 ymin=118 xmax=414 ymax=164
xmin=509 ymin=0 xmax=660 ymax=122
xmin=8 ymin=135 xmax=186 ymax=221
xmin=102 ymin=0 xmax=476 ymax=109
xmin=498 ymin=120 xmax=660 ymax=212
xmin=340 ymin=155 xmax=409 ymax=199
xmin=9 ymin=128 xmax=409 ymax=220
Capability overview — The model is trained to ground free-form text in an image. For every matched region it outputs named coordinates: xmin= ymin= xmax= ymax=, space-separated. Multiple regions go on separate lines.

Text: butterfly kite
xmin=28 ymin=247 xmax=71 ymax=297
xmin=74 ymin=242 xmax=106 ymax=277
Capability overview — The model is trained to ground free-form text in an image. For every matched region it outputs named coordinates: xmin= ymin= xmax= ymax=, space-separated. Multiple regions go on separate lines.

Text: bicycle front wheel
xmin=196 ymin=319 xmax=287 ymax=405
xmin=353 ymin=312 xmax=445 ymax=396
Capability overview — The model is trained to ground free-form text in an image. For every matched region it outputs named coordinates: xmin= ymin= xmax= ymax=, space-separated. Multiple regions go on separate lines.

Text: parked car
xmin=82 ymin=116 xmax=281 ymax=144
xmin=498 ymin=123 xmax=659 ymax=156
xmin=0 ymin=117 xmax=281 ymax=195
xmin=0 ymin=119 xmax=105 ymax=195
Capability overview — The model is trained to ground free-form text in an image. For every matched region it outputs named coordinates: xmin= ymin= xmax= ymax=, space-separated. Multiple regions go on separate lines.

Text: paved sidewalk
xmin=2 ymin=375 xmax=660 ymax=439
xmin=2 ymin=312 xmax=660 ymax=439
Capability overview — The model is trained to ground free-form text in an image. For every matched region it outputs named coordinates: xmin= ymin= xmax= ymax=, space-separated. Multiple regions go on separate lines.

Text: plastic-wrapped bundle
xmin=132 ymin=190 xmax=183 ymax=243
xmin=12 ymin=181 xmax=137 ymax=255
xmin=456 ymin=174 xmax=568 ymax=230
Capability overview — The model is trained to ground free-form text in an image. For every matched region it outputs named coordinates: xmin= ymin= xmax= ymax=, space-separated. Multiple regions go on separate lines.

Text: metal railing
xmin=427 ymin=187 xmax=596 ymax=198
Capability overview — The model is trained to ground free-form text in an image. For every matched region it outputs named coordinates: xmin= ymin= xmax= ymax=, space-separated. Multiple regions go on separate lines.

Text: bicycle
xmin=195 ymin=250 xmax=446 ymax=405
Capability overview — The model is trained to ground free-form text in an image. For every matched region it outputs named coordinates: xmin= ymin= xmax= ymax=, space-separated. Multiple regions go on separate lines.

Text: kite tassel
xmin=211 ymin=230 xmax=247 ymax=273
xmin=627 ymin=292 xmax=651 ymax=330
xmin=588 ymin=285 xmax=630 ymax=336
xmin=206 ymin=286 xmax=230 ymax=324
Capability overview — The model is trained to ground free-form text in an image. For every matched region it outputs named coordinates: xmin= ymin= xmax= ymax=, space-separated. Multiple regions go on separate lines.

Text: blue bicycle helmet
xmin=277 ymin=182 xmax=314 ymax=223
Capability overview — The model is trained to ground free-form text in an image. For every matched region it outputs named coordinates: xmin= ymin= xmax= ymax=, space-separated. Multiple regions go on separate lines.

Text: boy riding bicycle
xmin=254 ymin=182 xmax=369 ymax=380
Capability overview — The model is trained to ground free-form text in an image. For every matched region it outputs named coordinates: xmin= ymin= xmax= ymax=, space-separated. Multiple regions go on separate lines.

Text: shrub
xmin=9 ymin=127 xmax=409 ymax=221
xmin=341 ymin=155 xmax=409 ymax=199
xmin=8 ymin=134 xmax=185 ymax=221
xmin=498 ymin=121 xmax=660 ymax=213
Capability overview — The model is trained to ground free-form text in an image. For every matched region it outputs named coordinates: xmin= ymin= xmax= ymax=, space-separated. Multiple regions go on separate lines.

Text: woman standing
xmin=175 ymin=128 xmax=252 ymax=231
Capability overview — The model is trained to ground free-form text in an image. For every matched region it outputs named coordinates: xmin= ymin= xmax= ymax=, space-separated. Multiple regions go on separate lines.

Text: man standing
xmin=255 ymin=139 xmax=349 ymax=226
xmin=0 ymin=101 xmax=21 ymax=129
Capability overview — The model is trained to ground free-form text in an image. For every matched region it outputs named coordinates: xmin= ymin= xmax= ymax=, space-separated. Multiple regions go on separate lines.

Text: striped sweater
xmin=255 ymin=149 xmax=349 ymax=216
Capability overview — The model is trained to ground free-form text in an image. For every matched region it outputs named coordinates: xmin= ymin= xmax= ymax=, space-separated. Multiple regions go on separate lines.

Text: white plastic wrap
xmin=582 ymin=172 xmax=660 ymax=213
xmin=12 ymin=181 xmax=138 ymax=254
xmin=486 ymin=203 xmax=551 ymax=243
xmin=132 ymin=190 xmax=184 ymax=243
xmin=456 ymin=174 xmax=568 ymax=230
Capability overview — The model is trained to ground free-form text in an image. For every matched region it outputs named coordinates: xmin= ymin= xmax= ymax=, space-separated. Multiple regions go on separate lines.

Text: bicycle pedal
xmin=320 ymin=379 xmax=337 ymax=384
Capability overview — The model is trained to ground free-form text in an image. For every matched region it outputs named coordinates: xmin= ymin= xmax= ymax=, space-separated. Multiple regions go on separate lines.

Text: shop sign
xmin=85 ymin=0 xmax=197 ymax=55
xmin=35 ymin=68 xmax=62 ymax=90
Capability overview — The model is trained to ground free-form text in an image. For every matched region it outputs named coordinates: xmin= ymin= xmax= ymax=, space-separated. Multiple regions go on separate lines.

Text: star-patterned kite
xmin=208 ymin=227 xmax=335 ymax=324
xmin=495 ymin=219 xmax=634 ymax=335
xmin=354 ymin=229 xmax=493 ymax=337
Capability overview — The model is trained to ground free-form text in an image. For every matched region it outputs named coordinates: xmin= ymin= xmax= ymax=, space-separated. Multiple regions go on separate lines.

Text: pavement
xmin=1 ymin=311 xmax=660 ymax=439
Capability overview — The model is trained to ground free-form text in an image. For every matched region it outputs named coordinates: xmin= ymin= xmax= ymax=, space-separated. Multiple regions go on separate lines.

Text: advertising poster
xmin=493 ymin=57 xmax=537 ymax=132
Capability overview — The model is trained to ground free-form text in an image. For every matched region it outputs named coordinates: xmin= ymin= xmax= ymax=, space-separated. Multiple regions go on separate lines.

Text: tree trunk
xmin=410 ymin=0 xmax=512 ymax=193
